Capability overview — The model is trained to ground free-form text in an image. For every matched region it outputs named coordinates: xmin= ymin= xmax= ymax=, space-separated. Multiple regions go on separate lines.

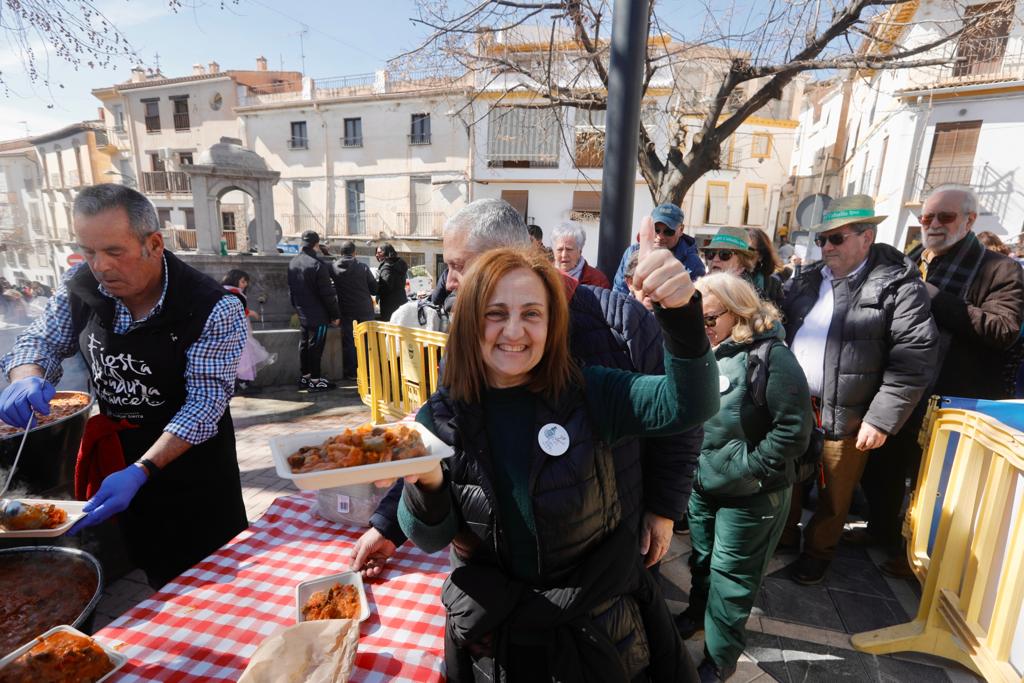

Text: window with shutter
xmin=743 ymin=185 xmax=767 ymax=226
xmin=487 ymin=107 xmax=560 ymax=168
xmin=705 ymin=183 xmax=729 ymax=224
xmin=924 ymin=121 xmax=981 ymax=192
xmin=571 ymin=191 xmax=601 ymax=222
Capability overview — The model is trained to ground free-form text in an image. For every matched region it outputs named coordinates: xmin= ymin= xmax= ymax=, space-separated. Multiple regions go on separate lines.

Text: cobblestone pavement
xmin=89 ymin=380 xmax=981 ymax=682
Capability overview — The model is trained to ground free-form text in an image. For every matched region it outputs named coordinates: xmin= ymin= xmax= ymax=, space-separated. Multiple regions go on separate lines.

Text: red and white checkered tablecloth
xmin=95 ymin=493 xmax=449 ymax=682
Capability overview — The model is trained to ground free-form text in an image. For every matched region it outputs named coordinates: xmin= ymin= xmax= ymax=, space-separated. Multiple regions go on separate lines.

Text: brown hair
xmin=747 ymin=228 xmax=784 ymax=277
xmin=978 ymin=231 xmax=1011 ymax=256
xmin=443 ymin=248 xmax=579 ymax=403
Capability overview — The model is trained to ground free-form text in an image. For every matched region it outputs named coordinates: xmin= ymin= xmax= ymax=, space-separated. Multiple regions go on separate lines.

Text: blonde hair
xmin=696 ymin=272 xmax=780 ymax=344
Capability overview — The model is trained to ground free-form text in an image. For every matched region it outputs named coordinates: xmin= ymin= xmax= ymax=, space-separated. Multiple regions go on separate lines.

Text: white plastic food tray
xmin=295 ymin=570 xmax=370 ymax=623
xmin=0 ymin=624 xmax=127 ymax=681
xmin=0 ymin=498 xmax=87 ymax=538
xmin=270 ymin=421 xmax=451 ymax=490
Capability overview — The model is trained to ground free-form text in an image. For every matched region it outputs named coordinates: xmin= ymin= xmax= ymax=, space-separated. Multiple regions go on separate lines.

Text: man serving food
xmin=0 ymin=184 xmax=249 ymax=588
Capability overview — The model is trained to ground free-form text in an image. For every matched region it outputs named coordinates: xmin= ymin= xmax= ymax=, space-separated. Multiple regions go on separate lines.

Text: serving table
xmin=94 ymin=494 xmax=448 ymax=682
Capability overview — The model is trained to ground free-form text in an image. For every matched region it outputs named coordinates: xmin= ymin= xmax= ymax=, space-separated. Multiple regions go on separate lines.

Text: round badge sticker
xmin=538 ymin=423 xmax=570 ymax=456
xmin=719 ymin=375 xmax=730 ymax=393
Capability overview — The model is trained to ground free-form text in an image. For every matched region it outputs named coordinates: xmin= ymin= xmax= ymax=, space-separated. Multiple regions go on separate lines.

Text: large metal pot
xmin=0 ymin=391 xmax=94 ymax=498
xmin=0 ymin=545 xmax=104 ymax=654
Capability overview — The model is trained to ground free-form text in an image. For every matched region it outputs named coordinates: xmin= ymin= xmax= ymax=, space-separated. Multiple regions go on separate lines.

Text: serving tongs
xmin=0 ymin=415 xmax=35 ymax=524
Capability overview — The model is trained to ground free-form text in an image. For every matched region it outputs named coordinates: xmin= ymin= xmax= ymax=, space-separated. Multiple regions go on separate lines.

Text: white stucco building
xmin=788 ymin=0 xmax=1024 ymax=250
xmin=92 ymin=58 xmax=303 ymax=251
xmin=235 ymin=70 xmax=473 ymax=276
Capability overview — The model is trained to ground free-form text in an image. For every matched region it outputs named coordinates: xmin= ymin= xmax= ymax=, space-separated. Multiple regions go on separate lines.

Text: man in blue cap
xmin=613 ymin=203 xmax=705 ymax=294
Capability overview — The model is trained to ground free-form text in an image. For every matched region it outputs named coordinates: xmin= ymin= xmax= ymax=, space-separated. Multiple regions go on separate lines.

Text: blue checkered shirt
xmin=0 ymin=257 xmax=247 ymax=445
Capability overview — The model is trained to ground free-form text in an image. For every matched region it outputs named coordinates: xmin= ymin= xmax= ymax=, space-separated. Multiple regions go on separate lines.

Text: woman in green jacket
xmin=675 ymin=272 xmax=813 ymax=682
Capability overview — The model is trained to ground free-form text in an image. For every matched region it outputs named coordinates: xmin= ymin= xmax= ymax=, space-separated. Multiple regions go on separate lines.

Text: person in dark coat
xmin=351 ymin=199 xmax=704 ymax=584
xmin=375 ymin=243 xmax=409 ymax=321
xmin=779 ymin=195 xmax=938 ymax=585
xmin=856 ymin=186 xmax=1024 ymax=576
xmin=0 ymin=184 xmax=248 ymax=589
xmin=400 ymin=246 xmax=717 ymax=682
xmin=332 ymin=240 xmax=376 ymax=380
xmin=287 ymin=230 xmax=340 ymax=392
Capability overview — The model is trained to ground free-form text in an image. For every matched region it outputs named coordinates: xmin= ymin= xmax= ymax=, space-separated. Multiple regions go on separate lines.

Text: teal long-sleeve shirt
xmin=398 ymin=304 xmax=720 ymax=577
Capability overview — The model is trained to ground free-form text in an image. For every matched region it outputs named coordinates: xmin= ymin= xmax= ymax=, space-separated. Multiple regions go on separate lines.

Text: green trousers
xmin=687 ymin=486 xmax=791 ymax=670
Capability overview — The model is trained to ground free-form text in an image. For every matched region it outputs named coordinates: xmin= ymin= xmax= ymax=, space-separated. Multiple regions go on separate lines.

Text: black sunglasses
xmin=703 ymin=311 xmax=728 ymax=327
xmin=814 ymin=231 xmax=860 ymax=247
xmin=702 ymin=249 xmax=734 ymax=261
xmin=654 ymin=224 xmax=677 ymax=237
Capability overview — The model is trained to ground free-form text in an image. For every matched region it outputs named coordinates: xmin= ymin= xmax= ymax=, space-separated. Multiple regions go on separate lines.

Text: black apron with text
xmin=69 ymin=252 xmax=248 ymax=587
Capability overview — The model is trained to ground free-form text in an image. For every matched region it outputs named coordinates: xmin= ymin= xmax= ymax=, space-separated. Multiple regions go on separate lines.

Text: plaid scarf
xmin=919 ymin=231 xmax=986 ymax=298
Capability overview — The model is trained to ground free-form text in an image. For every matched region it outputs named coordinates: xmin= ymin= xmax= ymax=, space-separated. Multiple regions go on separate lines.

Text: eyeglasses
xmin=814 ymin=231 xmax=861 ymax=248
xmin=654 ymin=224 xmax=677 ymax=237
xmin=702 ymin=249 xmax=734 ymax=261
xmin=919 ymin=211 xmax=960 ymax=226
xmin=704 ymin=311 xmax=728 ymax=327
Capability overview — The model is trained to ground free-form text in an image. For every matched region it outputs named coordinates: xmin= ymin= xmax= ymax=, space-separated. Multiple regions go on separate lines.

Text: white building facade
xmin=789 ymin=0 xmax=1024 ymax=250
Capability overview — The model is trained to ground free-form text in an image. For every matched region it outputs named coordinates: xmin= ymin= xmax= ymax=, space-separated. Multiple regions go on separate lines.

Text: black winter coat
xmin=369 ymin=283 xmax=702 ymax=544
xmin=287 ymin=248 xmax=340 ymax=327
xmin=782 ymin=243 xmax=938 ymax=439
xmin=332 ymin=255 xmax=376 ymax=321
xmin=376 ymin=256 xmax=409 ymax=320
xmin=422 ymin=388 xmax=655 ymax=680
xmin=574 ymin=283 xmax=701 ymax=523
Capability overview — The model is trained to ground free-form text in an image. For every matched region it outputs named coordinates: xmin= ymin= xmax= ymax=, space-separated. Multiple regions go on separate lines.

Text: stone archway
xmin=185 ymin=138 xmax=281 ymax=255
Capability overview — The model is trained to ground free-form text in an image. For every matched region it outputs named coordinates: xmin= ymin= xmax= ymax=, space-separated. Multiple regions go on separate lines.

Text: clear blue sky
xmin=0 ymin=0 xmax=438 ymax=139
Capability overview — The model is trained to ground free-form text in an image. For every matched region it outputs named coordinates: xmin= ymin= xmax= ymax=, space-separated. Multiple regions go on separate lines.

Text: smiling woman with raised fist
xmin=397 ymin=244 xmax=719 ymax=683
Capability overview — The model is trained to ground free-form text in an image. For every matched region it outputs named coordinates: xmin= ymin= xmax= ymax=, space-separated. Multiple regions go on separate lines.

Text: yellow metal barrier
xmin=353 ymin=320 xmax=448 ymax=425
xmin=852 ymin=408 xmax=1024 ymax=681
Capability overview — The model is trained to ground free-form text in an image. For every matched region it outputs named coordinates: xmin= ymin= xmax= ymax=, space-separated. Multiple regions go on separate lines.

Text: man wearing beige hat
xmin=778 ymin=195 xmax=938 ymax=584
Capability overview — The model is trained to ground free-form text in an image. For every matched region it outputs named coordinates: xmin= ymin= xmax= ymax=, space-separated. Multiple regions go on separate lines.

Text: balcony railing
xmin=145 ymin=116 xmax=161 ymax=133
xmin=287 ymin=137 xmax=309 ymax=150
xmin=141 ymin=171 xmax=192 ymax=195
xmin=393 ymin=212 xmax=445 ymax=237
xmin=408 ymin=133 xmax=431 ymax=145
xmin=911 ymin=163 xmax=1016 ymax=216
xmin=929 ymin=36 xmax=1024 ymax=86
xmin=173 ymin=112 xmax=191 ymax=131
xmin=282 ymin=214 xmax=323 ymax=234
xmin=342 ymin=212 xmax=382 ymax=236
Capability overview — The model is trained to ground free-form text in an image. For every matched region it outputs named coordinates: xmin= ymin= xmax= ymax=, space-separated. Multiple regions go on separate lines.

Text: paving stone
xmin=861 ymin=652 xmax=952 ymax=683
xmin=775 ymin=633 xmax=871 ymax=681
xmin=758 ymin=577 xmax=845 ymax=632
xmin=829 ymin=588 xmax=908 ymax=634
xmin=824 ymin=555 xmax=897 ymax=599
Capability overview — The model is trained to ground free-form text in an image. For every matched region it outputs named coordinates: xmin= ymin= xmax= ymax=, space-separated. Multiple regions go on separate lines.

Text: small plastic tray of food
xmin=295 ymin=570 xmax=370 ymax=623
xmin=0 ymin=498 xmax=87 ymax=538
xmin=0 ymin=624 xmax=127 ymax=682
xmin=269 ymin=421 xmax=452 ymax=490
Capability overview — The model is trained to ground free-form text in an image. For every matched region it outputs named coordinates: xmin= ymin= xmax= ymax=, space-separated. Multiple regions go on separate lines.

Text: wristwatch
xmin=134 ymin=458 xmax=160 ymax=478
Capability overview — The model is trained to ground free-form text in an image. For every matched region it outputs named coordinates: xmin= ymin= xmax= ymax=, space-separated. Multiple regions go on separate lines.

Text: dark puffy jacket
xmin=376 ymin=256 xmax=409 ymax=320
xmin=425 ymin=388 xmax=651 ymax=679
xmin=332 ymin=255 xmax=376 ymax=320
xmin=369 ymin=283 xmax=702 ymax=546
xmin=696 ymin=324 xmax=812 ymax=499
xmin=782 ymin=243 xmax=938 ymax=439
xmin=573 ymin=283 xmax=701 ymax=523
xmin=287 ymin=248 xmax=340 ymax=327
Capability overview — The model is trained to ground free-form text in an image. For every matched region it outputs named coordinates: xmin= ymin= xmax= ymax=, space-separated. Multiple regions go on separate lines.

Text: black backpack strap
xmin=746 ymin=338 xmax=779 ymax=408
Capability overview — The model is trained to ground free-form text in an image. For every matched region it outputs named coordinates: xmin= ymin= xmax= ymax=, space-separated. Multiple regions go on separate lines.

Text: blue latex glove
xmin=69 ymin=465 xmax=148 ymax=534
xmin=0 ymin=376 xmax=56 ymax=429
